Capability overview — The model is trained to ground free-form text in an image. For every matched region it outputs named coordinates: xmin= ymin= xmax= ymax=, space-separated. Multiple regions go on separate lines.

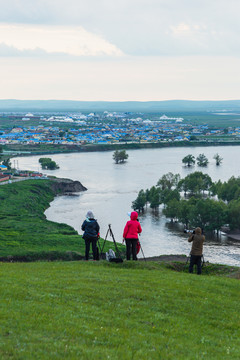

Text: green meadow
xmin=0 ymin=261 xmax=240 ymax=359
xmin=0 ymin=180 xmax=240 ymax=359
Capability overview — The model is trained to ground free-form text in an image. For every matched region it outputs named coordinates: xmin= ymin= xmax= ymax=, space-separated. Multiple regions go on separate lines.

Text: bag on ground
xmin=106 ymin=249 xmax=116 ymax=261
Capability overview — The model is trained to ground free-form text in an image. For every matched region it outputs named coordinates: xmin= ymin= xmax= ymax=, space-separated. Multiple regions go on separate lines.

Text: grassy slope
xmin=0 ymin=261 xmax=239 ymax=359
xmin=0 ymin=180 xmax=117 ymax=260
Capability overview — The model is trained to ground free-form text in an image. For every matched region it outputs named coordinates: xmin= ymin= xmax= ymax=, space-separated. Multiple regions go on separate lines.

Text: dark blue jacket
xmin=81 ymin=218 xmax=100 ymax=239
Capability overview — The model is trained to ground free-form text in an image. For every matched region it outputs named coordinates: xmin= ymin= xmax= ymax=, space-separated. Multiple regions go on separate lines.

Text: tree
xmin=216 ymin=176 xmax=240 ymax=203
xmin=213 ymin=153 xmax=223 ymax=166
xmin=2 ymin=158 xmax=11 ymax=170
xmin=189 ymin=135 xmax=198 ymax=141
xmin=150 ymin=193 xmax=161 ymax=210
xmin=178 ymin=172 xmax=212 ymax=197
xmin=147 ymin=186 xmax=161 ymax=210
xmin=188 ymin=198 xmax=212 ymax=230
xmin=205 ymin=200 xmax=228 ymax=235
xmin=157 ymin=172 xmax=180 ymax=190
xmin=113 ymin=150 xmax=129 ymax=164
xmin=160 ymin=188 xmax=180 ymax=205
xmin=132 ymin=189 xmax=146 ymax=212
xmin=228 ymin=199 xmax=240 ymax=230
xmin=182 ymin=154 xmax=195 ymax=167
xmin=39 ymin=158 xmax=59 ymax=170
xmin=59 ymin=131 xmax=65 ymax=138
xmin=177 ymin=199 xmax=194 ymax=229
xmin=163 ymin=199 xmax=180 ymax=222
xmin=196 ymin=153 xmax=208 ymax=167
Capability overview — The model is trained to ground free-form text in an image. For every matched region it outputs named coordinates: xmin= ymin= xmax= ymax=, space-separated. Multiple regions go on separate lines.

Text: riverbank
xmin=4 ymin=139 xmax=240 ymax=157
xmin=0 ymin=178 xmax=122 ymax=261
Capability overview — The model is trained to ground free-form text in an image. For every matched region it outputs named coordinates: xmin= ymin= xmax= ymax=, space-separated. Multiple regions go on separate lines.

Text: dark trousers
xmin=126 ymin=238 xmax=138 ymax=260
xmin=189 ymin=255 xmax=202 ymax=275
xmin=85 ymin=237 xmax=97 ymax=260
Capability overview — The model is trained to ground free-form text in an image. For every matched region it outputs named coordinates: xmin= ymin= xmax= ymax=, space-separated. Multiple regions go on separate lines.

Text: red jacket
xmin=123 ymin=211 xmax=142 ymax=239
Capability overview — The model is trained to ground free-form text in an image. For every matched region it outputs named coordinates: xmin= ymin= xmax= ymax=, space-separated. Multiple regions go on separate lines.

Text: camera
xmin=184 ymin=229 xmax=194 ymax=234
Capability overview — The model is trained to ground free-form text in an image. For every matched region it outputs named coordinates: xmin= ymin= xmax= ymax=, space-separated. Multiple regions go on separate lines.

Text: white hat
xmin=86 ymin=210 xmax=94 ymax=219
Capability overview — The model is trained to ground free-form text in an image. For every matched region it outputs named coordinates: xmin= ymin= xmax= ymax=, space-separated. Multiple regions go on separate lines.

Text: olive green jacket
xmin=188 ymin=233 xmax=205 ymax=256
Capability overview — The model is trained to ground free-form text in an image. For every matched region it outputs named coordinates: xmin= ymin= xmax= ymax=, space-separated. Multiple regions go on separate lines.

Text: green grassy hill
xmin=0 ymin=180 xmax=117 ymax=261
xmin=0 ymin=179 xmax=239 ymax=359
xmin=0 ymin=261 xmax=239 ymax=359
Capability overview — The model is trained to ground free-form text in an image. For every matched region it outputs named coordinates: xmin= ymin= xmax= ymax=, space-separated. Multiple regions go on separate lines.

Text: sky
xmin=0 ymin=0 xmax=240 ymax=101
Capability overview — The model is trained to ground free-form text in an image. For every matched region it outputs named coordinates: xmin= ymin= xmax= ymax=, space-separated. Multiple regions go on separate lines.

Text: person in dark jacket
xmin=188 ymin=227 xmax=205 ymax=275
xmin=123 ymin=211 xmax=142 ymax=260
xmin=81 ymin=210 xmax=100 ymax=261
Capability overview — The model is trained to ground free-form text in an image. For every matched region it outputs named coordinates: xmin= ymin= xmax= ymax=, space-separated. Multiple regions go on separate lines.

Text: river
xmin=14 ymin=145 xmax=240 ymax=266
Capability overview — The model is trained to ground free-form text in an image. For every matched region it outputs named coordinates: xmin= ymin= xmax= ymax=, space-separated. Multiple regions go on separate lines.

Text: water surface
xmin=14 ymin=145 xmax=240 ymax=266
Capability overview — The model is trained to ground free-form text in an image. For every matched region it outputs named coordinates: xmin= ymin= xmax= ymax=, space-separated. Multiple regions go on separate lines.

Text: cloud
xmin=0 ymin=24 xmax=124 ymax=57
xmin=0 ymin=1 xmax=240 ymax=56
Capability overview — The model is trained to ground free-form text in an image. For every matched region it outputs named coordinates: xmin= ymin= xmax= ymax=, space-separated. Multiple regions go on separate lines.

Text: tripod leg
xmin=99 ymin=228 xmax=109 ymax=258
xmin=139 ymin=241 xmax=146 ymax=261
xmin=109 ymin=226 xmax=122 ymax=259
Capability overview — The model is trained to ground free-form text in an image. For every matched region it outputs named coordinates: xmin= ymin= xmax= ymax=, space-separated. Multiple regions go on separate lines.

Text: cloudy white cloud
xmin=0 ymin=24 xmax=123 ymax=57
xmin=0 ymin=0 xmax=239 ymax=100
xmin=0 ymin=0 xmax=240 ymax=56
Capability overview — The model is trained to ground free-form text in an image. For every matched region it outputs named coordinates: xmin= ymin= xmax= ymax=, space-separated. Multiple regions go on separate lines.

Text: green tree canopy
xmin=178 ymin=172 xmax=212 ymax=196
xmin=217 ymin=176 xmax=240 ymax=202
xmin=213 ymin=153 xmax=223 ymax=166
xmin=148 ymin=186 xmax=161 ymax=210
xmin=162 ymin=199 xmax=179 ymax=222
xmin=132 ymin=189 xmax=146 ymax=212
xmin=228 ymin=199 xmax=240 ymax=230
xmin=39 ymin=158 xmax=59 ymax=170
xmin=113 ymin=150 xmax=129 ymax=164
xmin=182 ymin=154 xmax=195 ymax=167
xmin=157 ymin=172 xmax=180 ymax=190
xmin=177 ymin=199 xmax=195 ymax=229
xmin=196 ymin=153 xmax=209 ymax=167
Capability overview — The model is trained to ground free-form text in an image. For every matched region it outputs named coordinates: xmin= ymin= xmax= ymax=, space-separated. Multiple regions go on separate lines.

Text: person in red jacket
xmin=123 ymin=211 xmax=142 ymax=260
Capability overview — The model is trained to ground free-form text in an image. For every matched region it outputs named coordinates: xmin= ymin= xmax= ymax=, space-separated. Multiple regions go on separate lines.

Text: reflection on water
xmin=14 ymin=146 xmax=240 ymax=266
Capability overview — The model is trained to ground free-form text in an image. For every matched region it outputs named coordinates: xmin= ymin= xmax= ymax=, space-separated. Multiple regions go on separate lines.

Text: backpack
xmin=105 ymin=249 xmax=116 ymax=261
xmin=105 ymin=249 xmax=123 ymax=263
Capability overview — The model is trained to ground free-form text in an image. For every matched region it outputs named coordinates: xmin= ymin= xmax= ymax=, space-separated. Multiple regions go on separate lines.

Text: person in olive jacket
xmin=188 ymin=227 xmax=205 ymax=275
xmin=123 ymin=211 xmax=142 ymax=260
xmin=81 ymin=210 xmax=100 ymax=261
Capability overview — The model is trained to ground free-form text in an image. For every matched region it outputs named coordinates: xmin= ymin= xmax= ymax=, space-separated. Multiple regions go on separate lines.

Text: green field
xmin=0 ymin=178 xmax=239 ymax=359
xmin=0 ymin=180 xmax=119 ymax=261
xmin=0 ymin=261 xmax=239 ymax=359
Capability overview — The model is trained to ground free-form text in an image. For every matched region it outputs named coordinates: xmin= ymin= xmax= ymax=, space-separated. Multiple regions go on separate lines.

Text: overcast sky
xmin=0 ymin=0 xmax=239 ymax=101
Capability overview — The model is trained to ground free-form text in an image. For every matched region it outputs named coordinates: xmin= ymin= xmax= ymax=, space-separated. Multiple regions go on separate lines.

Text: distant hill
xmin=1 ymin=99 xmax=240 ymax=113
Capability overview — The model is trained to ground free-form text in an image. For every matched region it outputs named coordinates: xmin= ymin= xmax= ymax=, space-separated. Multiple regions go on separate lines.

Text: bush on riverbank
xmin=0 ymin=261 xmax=239 ymax=359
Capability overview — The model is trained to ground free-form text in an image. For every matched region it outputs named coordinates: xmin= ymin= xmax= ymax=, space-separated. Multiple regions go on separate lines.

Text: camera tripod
xmin=98 ymin=224 xmax=123 ymax=260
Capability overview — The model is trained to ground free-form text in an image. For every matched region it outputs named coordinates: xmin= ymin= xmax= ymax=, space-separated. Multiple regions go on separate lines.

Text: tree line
xmin=132 ymin=171 xmax=240 ymax=234
xmin=182 ymin=153 xmax=223 ymax=167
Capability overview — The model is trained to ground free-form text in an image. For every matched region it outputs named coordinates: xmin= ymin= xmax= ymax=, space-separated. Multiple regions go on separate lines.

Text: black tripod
xmin=99 ymin=224 xmax=123 ymax=260
xmin=138 ymin=236 xmax=146 ymax=261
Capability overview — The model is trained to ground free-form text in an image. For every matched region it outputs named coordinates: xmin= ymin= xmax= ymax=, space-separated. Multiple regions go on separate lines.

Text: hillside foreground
xmin=0 ymin=260 xmax=240 ymax=359
xmin=0 ymin=179 xmax=240 ymax=359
